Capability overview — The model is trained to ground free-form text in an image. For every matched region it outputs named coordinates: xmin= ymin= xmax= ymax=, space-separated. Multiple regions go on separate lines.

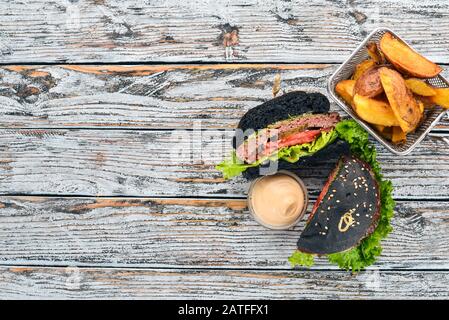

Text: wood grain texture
xmin=0 ymin=64 xmax=331 ymax=129
xmin=1 ymin=1 xmax=449 ymax=63
xmin=0 ymin=129 xmax=448 ymax=198
xmin=0 ymin=196 xmax=448 ymax=270
xmin=1 ymin=266 xmax=448 ymax=299
xmin=1 ymin=64 xmax=448 ymax=129
xmin=0 ymin=0 xmax=448 ymax=300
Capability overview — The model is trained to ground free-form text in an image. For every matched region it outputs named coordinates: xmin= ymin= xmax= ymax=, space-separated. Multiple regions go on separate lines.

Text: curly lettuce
xmin=289 ymin=120 xmax=395 ymax=271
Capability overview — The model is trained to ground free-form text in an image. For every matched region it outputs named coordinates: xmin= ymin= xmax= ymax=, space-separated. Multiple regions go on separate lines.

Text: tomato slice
xmin=261 ymin=130 xmax=322 ymax=158
xmin=308 ymin=159 xmax=341 ymax=223
xmin=238 ymin=129 xmax=329 ymax=163
xmin=279 ymin=130 xmax=321 ymax=148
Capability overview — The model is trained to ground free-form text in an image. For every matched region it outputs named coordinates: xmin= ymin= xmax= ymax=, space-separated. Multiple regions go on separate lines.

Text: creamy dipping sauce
xmin=249 ymin=172 xmax=307 ymax=229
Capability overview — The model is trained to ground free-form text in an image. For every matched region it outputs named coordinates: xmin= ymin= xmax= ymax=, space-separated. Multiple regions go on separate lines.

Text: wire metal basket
xmin=327 ymin=27 xmax=448 ymax=155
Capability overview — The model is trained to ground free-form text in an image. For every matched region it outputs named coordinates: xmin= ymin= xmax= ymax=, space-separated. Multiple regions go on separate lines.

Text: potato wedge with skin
xmin=417 ymin=100 xmax=425 ymax=114
xmin=380 ymin=32 xmax=442 ymax=78
xmin=378 ymin=126 xmax=393 ymax=140
xmin=429 ymin=88 xmax=449 ymax=109
xmin=354 ymin=67 xmax=383 ymax=97
xmin=379 ymin=67 xmax=422 ymax=133
xmin=353 ymin=94 xmax=400 ymax=126
xmin=372 ymin=124 xmax=392 ymax=140
xmin=366 ymin=42 xmax=385 ymax=64
xmin=373 ymin=124 xmax=386 ymax=133
xmin=392 ymin=126 xmax=407 ymax=144
xmin=352 ymin=59 xmax=376 ymax=81
xmin=405 ymin=78 xmax=437 ymax=96
xmin=336 ymin=80 xmax=356 ymax=105
xmin=415 ymin=95 xmax=436 ymax=108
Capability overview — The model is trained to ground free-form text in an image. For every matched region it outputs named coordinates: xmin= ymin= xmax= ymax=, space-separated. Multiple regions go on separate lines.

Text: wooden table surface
xmin=1 ymin=0 xmax=449 ymax=299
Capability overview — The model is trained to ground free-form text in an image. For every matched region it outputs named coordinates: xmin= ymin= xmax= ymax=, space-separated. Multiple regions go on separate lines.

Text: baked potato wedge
xmin=352 ymin=59 xmax=376 ymax=81
xmin=379 ymin=32 xmax=442 ymax=78
xmin=429 ymin=88 xmax=449 ymax=109
xmin=353 ymin=94 xmax=400 ymax=126
xmin=379 ymin=67 xmax=422 ymax=133
xmin=335 ymin=80 xmax=356 ymax=105
xmin=373 ymin=124 xmax=386 ymax=133
xmin=354 ymin=67 xmax=383 ymax=97
xmin=378 ymin=126 xmax=393 ymax=140
xmin=366 ymin=42 xmax=385 ymax=64
xmin=405 ymin=78 xmax=437 ymax=96
xmin=391 ymin=126 xmax=407 ymax=144
xmin=417 ymin=99 xmax=425 ymax=114
xmin=415 ymin=95 xmax=436 ymax=108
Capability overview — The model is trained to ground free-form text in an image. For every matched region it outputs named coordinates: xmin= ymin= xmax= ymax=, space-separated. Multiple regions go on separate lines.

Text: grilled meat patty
xmin=233 ymin=91 xmax=330 ymax=150
xmin=235 ymin=113 xmax=340 ymax=163
xmin=242 ymin=139 xmax=351 ymax=180
xmin=297 ymin=155 xmax=381 ymax=255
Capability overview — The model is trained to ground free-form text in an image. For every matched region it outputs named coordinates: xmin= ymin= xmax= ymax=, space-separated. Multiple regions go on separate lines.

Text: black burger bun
xmin=233 ymin=91 xmax=330 ymax=149
xmin=297 ymin=156 xmax=381 ymax=255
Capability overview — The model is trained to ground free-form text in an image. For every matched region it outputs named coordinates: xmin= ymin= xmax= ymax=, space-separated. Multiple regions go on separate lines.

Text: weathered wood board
xmin=0 ymin=197 xmax=448 ymax=270
xmin=1 ymin=266 xmax=448 ymax=299
xmin=0 ymin=129 xmax=448 ymax=198
xmin=0 ymin=64 xmax=331 ymax=129
xmin=1 ymin=64 xmax=448 ymax=130
xmin=1 ymin=1 xmax=449 ymax=63
xmin=1 ymin=0 xmax=449 ymax=299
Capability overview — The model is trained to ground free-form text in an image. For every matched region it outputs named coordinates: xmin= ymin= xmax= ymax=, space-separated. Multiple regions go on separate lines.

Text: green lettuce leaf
xmin=215 ymin=152 xmax=261 ymax=180
xmin=216 ymin=129 xmax=338 ymax=179
xmin=288 ymin=251 xmax=315 ymax=267
xmin=289 ymin=119 xmax=395 ymax=271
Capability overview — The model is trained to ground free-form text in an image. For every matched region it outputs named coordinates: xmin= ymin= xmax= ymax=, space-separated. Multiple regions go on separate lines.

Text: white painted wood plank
xmin=0 ymin=129 xmax=448 ymax=198
xmin=0 ymin=64 xmax=333 ymax=129
xmin=0 ymin=197 xmax=448 ymax=270
xmin=1 ymin=64 xmax=447 ymax=130
xmin=1 ymin=266 xmax=448 ymax=299
xmin=0 ymin=1 xmax=449 ymax=63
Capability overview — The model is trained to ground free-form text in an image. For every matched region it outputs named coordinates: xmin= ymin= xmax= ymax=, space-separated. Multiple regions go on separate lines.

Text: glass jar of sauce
xmin=248 ymin=170 xmax=309 ymax=230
